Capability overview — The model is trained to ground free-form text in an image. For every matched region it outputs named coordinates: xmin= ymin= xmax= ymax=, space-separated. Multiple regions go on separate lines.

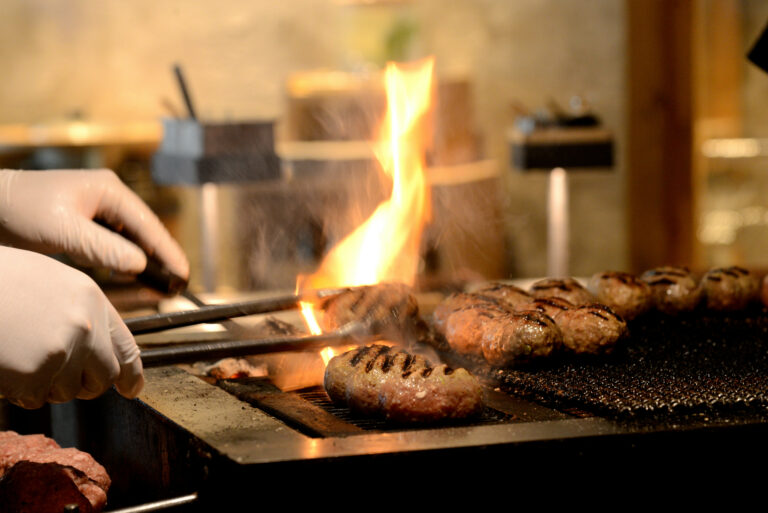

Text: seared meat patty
xmin=515 ymin=296 xmax=573 ymax=319
xmin=529 ymin=278 xmax=595 ymax=305
xmin=516 ymin=296 xmax=627 ymax=355
xmin=431 ymin=292 xmax=510 ymax=336
xmin=324 ymin=344 xmax=483 ymax=423
xmin=320 ymin=282 xmax=420 ymax=341
xmin=471 ymin=282 xmax=533 ymax=309
xmin=588 ymin=271 xmax=653 ymax=320
xmin=641 ymin=266 xmax=702 ymax=314
xmin=701 ymin=266 xmax=759 ymax=311
xmin=552 ymin=303 xmax=627 ymax=354
xmin=436 ymin=298 xmax=562 ymax=366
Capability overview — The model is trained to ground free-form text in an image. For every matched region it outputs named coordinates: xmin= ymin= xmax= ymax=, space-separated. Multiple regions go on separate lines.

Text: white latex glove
xmin=0 ymin=246 xmax=142 ymax=409
xmin=0 ymin=169 xmax=189 ymax=278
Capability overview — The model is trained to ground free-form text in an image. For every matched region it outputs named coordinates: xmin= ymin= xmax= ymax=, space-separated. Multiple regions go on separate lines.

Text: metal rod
xmin=125 ymin=288 xmax=346 ymax=335
xmin=140 ymin=322 xmax=375 ymax=367
xmin=173 ymin=64 xmax=197 ymax=120
xmin=180 ymin=289 xmax=250 ymax=338
xmin=199 ymin=183 xmax=218 ymax=293
xmin=104 ymin=492 xmax=198 ymax=513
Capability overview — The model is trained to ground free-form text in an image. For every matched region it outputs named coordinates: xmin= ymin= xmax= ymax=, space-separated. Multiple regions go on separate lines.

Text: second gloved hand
xmin=0 ymin=246 xmax=143 ymax=409
xmin=0 ymin=169 xmax=189 ymax=278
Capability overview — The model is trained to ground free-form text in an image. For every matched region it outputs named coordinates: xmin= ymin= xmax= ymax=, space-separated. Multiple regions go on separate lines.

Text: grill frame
xmin=10 ymin=363 xmax=768 ymax=509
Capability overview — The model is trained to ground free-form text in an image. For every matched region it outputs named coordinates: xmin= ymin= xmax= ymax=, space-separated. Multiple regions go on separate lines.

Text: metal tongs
xmin=130 ymin=259 xmax=374 ymax=367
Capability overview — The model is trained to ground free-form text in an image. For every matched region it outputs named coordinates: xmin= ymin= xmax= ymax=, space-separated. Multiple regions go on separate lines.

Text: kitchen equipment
xmin=6 ymin=286 xmax=768 ymax=508
xmin=510 ymin=108 xmax=614 ymax=277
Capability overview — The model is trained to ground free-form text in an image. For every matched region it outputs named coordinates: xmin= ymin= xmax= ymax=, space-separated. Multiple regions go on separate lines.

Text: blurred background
xmin=0 ymin=0 xmax=766 ymax=293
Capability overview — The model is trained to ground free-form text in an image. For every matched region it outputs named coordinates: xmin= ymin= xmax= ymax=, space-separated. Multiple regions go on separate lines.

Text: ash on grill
xmin=437 ymin=308 xmax=768 ymax=419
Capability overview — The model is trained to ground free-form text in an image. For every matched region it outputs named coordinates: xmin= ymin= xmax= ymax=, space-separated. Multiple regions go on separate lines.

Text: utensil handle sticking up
xmin=173 ymin=63 xmax=197 ymax=120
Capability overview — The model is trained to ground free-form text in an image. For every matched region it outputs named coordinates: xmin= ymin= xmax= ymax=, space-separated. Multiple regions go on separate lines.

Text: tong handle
xmin=136 ymin=255 xmax=188 ymax=295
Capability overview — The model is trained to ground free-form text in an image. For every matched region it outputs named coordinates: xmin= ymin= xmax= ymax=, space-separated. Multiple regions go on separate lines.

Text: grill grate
xmin=218 ymin=377 xmax=516 ymax=438
xmin=295 ymin=386 xmax=515 ymax=432
xmin=471 ymin=309 xmax=768 ymax=418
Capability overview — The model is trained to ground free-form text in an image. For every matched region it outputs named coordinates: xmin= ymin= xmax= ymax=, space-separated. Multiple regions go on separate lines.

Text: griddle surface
xmin=476 ymin=309 xmax=768 ymax=418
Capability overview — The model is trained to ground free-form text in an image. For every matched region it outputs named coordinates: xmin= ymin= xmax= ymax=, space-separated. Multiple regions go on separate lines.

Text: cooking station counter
xmin=5 ymin=359 xmax=768 ymax=509
xmin=6 ymin=285 xmax=768 ymax=508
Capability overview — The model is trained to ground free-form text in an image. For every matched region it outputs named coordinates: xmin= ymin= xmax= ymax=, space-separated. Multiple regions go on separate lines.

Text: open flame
xmin=297 ymin=57 xmax=435 ymax=343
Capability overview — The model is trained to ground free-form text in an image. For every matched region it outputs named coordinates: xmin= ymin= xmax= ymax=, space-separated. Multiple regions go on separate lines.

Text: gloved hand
xmin=0 ymin=246 xmax=142 ymax=409
xmin=0 ymin=169 xmax=188 ymax=278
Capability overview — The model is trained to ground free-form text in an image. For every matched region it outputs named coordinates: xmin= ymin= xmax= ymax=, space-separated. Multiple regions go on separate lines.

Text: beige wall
xmin=419 ymin=0 xmax=627 ymax=277
xmin=0 ymin=0 xmax=342 ymax=122
xmin=0 ymin=0 xmax=627 ymax=281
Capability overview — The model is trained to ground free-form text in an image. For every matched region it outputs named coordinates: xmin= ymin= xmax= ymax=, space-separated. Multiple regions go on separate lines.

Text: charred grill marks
xmin=532 ymin=283 xmax=570 ymax=292
xmin=402 ymin=354 xmax=414 ymax=373
xmin=587 ymin=303 xmax=623 ymax=320
xmin=349 ymin=346 xmax=373 ymax=367
xmin=381 ymin=353 xmax=396 ymax=373
xmin=364 ymin=345 xmax=392 ymax=373
xmin=648 ymin=277 xmax=678 ymax=286
xmin=645 ymin=268 xmax=689 ymax=277
xmin=533 ymin=298 xmax=570 ymax=311
xmin=517 ymin=312 xmax=551 ymax=328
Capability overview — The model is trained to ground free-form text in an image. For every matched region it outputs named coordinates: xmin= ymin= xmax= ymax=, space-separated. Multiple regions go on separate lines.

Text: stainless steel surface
xmin=106 ymin=493 xmax=198 ymax=513
xmin=136 ymin=366 xmax=765 ymax=467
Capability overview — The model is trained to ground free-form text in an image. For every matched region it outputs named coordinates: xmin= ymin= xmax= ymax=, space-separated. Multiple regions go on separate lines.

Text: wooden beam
xmin=626 ymin=0 xmax=695 ymax=272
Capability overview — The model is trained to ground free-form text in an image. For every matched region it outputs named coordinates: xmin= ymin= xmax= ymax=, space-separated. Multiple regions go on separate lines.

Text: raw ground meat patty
xmin=0 ymin=431 xmax=110 ymax=511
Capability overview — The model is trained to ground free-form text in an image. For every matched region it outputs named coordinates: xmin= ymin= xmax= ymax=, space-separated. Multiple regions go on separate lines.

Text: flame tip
xmin=299 ymin=58 xmax=435 ymax=341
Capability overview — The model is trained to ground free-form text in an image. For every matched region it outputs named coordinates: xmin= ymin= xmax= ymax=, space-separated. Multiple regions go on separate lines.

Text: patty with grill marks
xmin=701 ymin=266 xmax=759 ymax=311
xmin=640 ymin=266 xmax=702 ymax=314
xmin=529 ymin=277 xmax=595 ymax=305
xmin=324 ymin=344 xmax=483 ymax=423
xmin=439 ymin=303 xmax=562 ymax=366
xmin=550 ymin=303 xmax=627 ymax=355
xmin=471 ymin=282 xmax=533 ymax=309
xmin=431 ymin=292 xmax=513 ymax=337
xmin=320 ymin=282 xmax=420 ymax=341
xmin=511 ymin=296 xmax=627 ymax=355
xmin=587 ymin=271 xmax=653 ymax=320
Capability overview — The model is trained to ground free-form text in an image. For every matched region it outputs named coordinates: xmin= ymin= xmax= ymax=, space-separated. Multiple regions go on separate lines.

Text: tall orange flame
xmin=298 ymin=58 xmax=435 ymax=336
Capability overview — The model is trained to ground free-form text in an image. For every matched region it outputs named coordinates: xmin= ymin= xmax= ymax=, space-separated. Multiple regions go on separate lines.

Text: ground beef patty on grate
xmin=324 ymin=344 xmax=483 ymax=423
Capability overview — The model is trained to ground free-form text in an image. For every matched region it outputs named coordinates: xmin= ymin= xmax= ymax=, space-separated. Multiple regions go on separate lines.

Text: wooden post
xmin=626 ymin=0 xmax=695 ymax=271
